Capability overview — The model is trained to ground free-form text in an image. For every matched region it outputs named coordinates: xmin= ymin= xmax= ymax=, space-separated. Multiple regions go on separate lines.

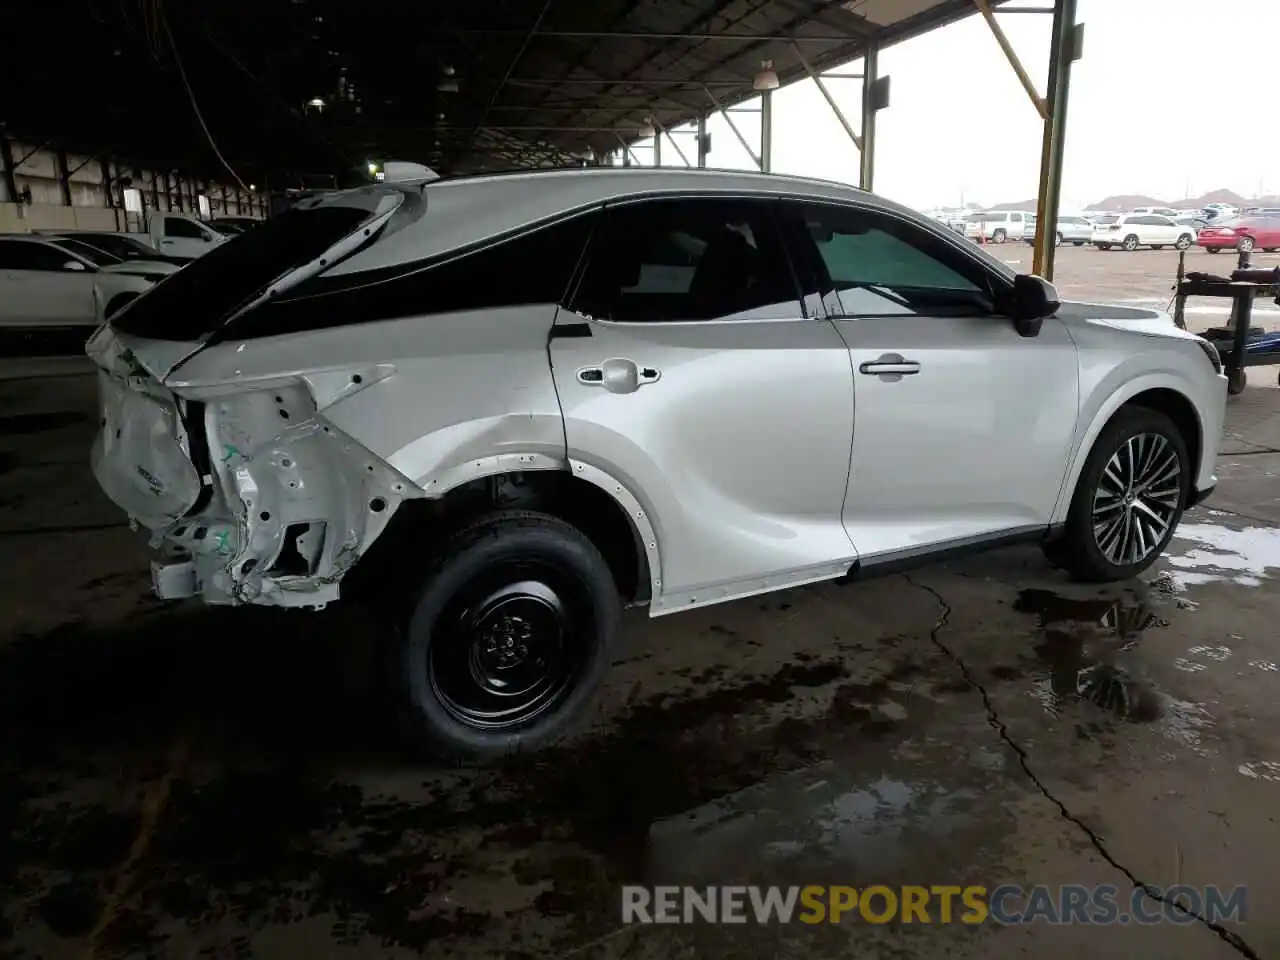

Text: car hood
xmin=100 ymin=260 xmax=181 ymax=276
xmin=1056 ymin=300 xmax=1203 ymax=341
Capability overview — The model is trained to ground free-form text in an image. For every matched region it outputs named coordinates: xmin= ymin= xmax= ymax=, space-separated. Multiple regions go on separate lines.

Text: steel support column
xmin=760 ymin=89 xmax=773 ymax=173
xmin=55 ymin=150 xmax=72 ymax=206
xmin=696 ymin=114 xmax=708 ymax=168
xmin=0 ymin=138 xmax=16 ymax=203
xmin=653 ymin=129 xmax=662 ymax=168
xmin=860 ymin=42 xmax=880 ymax=192
xmin=1032 ymin=0 xmax=1080 ymax=280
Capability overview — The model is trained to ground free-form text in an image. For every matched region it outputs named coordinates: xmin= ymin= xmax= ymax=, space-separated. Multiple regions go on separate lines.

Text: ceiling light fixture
xmin=306 ymin=96 xmax=326 ymax=110
xmin=437 ymin=79 xmax=459 ymax=93
xmin=753 ymin=59 xmax=780 ymax=91
xmin=638 ymin=116 xmax=656 ymax=138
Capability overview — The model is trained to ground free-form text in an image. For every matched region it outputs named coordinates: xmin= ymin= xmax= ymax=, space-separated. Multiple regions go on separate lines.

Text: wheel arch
xmin=344 ymin=462 xmax=657 ymax=610
xmin=1052 ymin=380 xmax=1204 ymax=524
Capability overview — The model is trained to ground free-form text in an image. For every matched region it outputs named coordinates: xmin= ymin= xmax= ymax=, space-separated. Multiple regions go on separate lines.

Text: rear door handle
xmin=859 ymin=353 xmax=921 ymax=378
xmin=577 ymin=358 xmax=661 ymax=394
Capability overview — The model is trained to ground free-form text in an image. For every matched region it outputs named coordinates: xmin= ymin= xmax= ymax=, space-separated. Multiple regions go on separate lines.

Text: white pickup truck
xmin=145 ymin=211 xmax=234 ymax=258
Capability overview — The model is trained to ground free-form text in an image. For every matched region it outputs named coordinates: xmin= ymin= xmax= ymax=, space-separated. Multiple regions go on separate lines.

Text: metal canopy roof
xmin=2 ymin=0 xmax=1001 ymax=184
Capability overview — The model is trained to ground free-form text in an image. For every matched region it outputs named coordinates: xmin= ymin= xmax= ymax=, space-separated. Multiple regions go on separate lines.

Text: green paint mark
xmin=213 ymin=530 xmax=231 ymax=555
xmin=221 ymin=444 xmax=243 ymax=464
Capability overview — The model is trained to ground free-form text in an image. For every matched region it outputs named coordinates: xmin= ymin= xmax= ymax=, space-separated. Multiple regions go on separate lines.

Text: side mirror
xmin=1009 ymin=274 xmax=1059 ymax=337
xmin=62 ymin=260 xmax=87 ymax=272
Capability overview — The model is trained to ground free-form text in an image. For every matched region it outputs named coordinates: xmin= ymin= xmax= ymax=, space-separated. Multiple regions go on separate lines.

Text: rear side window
xmin=0 ymin=241 xmax=73 ymax=271
xmin=570 ymin=197 xmax=801 ymax=323
xmin=230 ymin=213 xmax=597 ymax=340
xmin=111 ymin=206 xmax=374 ymax=341
xmin=164 ymin=216 xmax=209 ymax=239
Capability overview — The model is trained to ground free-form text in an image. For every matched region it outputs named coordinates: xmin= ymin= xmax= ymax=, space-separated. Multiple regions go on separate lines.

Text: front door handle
xmin=577 ymin=358 xmax=661 ymax=394
xmin=859 ymin=353 xmax=921 ymax=380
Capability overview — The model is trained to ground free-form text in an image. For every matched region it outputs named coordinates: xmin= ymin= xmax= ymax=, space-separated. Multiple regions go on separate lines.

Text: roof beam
xmin=452 ymin=30 xmax=855 ymax=42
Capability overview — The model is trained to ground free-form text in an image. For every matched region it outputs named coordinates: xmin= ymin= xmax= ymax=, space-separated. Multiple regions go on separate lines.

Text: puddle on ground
xmin=646 ymin=766 xmax=983 ymax=884
xmin=1165 ymin=521 xmax=1280 ymax=588
xmin=1013 ymin=590 xmax=1215 ymax=748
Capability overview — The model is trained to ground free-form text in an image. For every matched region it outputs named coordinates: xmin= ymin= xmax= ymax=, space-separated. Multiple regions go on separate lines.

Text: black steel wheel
xmin=1043 ymin=407 xmax=1190 ymax=583
xmin=394 ymin=510 xmax=621 ymax=760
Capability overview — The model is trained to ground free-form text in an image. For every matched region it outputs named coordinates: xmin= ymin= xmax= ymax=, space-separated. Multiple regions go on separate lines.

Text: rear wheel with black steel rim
xmin=393 ymin=510 xmax=621 ymax=761
xmin=1043 ymin=407 xmax=1190 ymax=583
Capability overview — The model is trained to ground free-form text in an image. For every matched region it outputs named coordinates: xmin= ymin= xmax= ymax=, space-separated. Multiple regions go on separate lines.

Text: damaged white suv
xmin=89 ymin=167 xmax=1228 ymax=759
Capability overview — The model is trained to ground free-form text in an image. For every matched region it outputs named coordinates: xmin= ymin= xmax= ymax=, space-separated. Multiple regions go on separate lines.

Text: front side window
xmin=780 ymin=202 xmax=994 ymax=319
xmin=571 ymin=197 xmax=801 ymax=323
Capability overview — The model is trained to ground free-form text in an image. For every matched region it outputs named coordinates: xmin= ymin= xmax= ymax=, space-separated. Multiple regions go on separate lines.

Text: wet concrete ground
xmin=2 ymin=329 xmax=1280 ymax=958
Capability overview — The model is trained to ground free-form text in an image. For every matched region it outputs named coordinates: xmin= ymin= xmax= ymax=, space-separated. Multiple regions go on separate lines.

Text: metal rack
xmin=1173 ymin=248 xmax=1280 ymax=395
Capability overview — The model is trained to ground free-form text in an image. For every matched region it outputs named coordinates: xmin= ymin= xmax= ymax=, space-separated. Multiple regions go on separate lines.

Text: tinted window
xmin=165 ymin=216 xmax=208 ymax=239
xmin=0 ymin=241 xmax=78 ymax=271
xmin=52 ymin=238 xmax=119 ymax=265
xmin=780 ymin=202 xmax=993 ymax=318
xmin=571 ymin=198 xmax=800 ymax=323
xmin=226 ymin=213 xmax=597 ymax=340
xmin=1095 ymin=215 xmax=1120 ymax=225
xmin=112 ymin=206 xmax=372 ymax=341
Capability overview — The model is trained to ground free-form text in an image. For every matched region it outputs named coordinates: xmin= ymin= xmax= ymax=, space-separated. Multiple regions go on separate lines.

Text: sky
xmin=621 ymin=0 xmax=1280 ymax=212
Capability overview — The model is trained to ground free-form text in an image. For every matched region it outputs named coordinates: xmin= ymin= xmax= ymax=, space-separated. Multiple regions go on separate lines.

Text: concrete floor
xmin=1 ymin=246 xmax=1279 ymax=959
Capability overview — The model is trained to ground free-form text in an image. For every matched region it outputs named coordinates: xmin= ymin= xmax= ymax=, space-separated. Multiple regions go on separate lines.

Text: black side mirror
xmin=1009 ymin=273 xmax=1059 ymax=337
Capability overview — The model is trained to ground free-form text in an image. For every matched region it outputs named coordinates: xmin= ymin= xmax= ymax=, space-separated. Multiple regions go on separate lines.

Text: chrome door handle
xmin=577 ymin=358 xmax=661 ymax=394
xmin=859 ymin=353 xmax=921 ymax=378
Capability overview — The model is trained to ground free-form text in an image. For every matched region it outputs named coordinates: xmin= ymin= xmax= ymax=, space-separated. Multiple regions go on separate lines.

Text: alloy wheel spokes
xmin=1091 ymin=432 xmax=1182 ymax=567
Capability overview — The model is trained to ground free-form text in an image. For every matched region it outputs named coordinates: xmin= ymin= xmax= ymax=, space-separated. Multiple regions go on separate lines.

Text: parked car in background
xmin=41 ymin=231 xmax=194 ymax=267
xmin=1092 ymin=214 xmax=1196 ymax=251
xmin=963 ymin=210 xmax=1030 ymax=243
xmin=1174 ymin=215 xmax=1206 ymax=234
xmin=1130 ymin=206 xmax=1181 ymax=218
xmin=211 ymin=216 xmax=264 ymax=234
xmin=1196 ymin=217 xmax=1280 ymax=254
xmin=86 ymin=166 xmax=1227 ymax=759
xmin=0 ymin=235 xmax=165 ymax=327
xmin=144 ymin=211 xmax=230 ymax=258
xmin=1024 ymin=213 xmax=1092 ymax=246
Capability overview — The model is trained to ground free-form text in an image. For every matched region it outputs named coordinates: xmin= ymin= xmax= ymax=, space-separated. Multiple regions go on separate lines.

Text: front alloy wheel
xmin=1042 ymin=407 xmax=1189 ymax=582
xmin=1091 ymin=433 xmax=1182 ymax=567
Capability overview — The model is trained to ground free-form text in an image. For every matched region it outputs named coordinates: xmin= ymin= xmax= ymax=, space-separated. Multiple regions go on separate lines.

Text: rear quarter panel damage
xmin=166 ymin=305 xmax=567 ymax=604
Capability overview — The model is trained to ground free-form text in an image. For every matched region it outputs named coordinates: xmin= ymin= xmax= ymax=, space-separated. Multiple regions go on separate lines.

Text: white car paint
xmin=85 ymin=168 xmax=1227 ymax=621
xmin=0 ymin=235 xmax=164 ymax=327
xmin=963 ymin=210 xmax=1031 ymax=243
xmin=146 ymin=212 xmax=228 ymax=258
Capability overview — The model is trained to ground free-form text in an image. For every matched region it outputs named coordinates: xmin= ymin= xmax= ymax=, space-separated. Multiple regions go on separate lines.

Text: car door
xmin=549 ymin=195 xmax=858 ymax=612
xmin=1151 ymin=215 xmax=1179 ymax=244
xmin=0 ymin=240 xmax=96 ymax=326
xmin=773 ymin=199 xmax=1080 ymax=563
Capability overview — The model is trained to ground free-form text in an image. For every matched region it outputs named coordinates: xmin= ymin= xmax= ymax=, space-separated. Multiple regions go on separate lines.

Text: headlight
xmin=1196 ymin=337 xmax=1223 ymax=373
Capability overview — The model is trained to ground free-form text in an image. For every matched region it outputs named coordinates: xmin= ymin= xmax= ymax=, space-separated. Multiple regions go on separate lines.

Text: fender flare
xmin=568 ymin=458 xmax=664 ymax=598
xmin=1051 ymin=374 xmax=1204 ymax=524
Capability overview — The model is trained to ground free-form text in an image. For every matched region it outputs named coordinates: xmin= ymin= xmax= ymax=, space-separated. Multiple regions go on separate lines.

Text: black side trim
xmin=837 ymin=526 xmax=1054 ymax=583
xmin=549 ymin=322 xmax=592 ymax=340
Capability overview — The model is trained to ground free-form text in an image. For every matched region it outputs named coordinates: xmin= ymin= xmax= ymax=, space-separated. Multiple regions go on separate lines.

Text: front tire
xmin=992 ymin=228 xmax=1007 ymax=243
xmin=1044 ymin=407 xmax=1190 ymax=583
xmin=1122 ymin=234 xmax=1140 ymax=251
xmin=1238 ymin=236 xmax=1256 ymax=253
xmin=1175 ymin=233 xmax=1193 ymax=250
xmin=393 ymin=510 xmax=621 ymax=761
xmin=1098 ymin=243 xmax=1112 ymax=251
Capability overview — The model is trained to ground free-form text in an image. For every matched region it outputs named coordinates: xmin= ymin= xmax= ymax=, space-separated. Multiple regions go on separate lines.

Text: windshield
xmin=79 ymin=234 xmax=158 ymax=260
xmin=110 ymin=204 xmax=378 ymax=342
xmin=54 ymin=238 xmax=120 ymax=265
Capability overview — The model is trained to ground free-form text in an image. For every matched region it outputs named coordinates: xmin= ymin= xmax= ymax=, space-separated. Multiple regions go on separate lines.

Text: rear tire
xmin=1238 ymin=236 xmax=1256 ymax=253
xmin=1043 ymin=407 xmax=1190 ymax=583
xmin=1072 ymin=241 xmax=1084 ymax=246
xmin=1098 ymin=243 xmax=1112 ymax=251
xmin=1228 ymin=368 xmax=1248 ymax=395
xmin=1206 ymin=246 xmax=1221 ymax=254
xmin=392 ymin=510 xmax=621 ymax=762
xmin=1152 ymin=245 xmax=1165 ymax=250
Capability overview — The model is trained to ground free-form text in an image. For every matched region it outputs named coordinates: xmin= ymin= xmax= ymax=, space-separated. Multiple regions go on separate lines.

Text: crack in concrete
xmin=901 ymin=572 xmax=1261 ymax=960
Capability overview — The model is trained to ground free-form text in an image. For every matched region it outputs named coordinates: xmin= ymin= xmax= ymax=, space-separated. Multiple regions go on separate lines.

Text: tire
xmin=1206 ymin=246 xmax=1221 ymax=254
xmin=1238 ymin=236 xmax=1256 ymax=253
xmin=1152 ymin=245 xmax=1165 ymax=251
xmin=105 ymin=292 xmax=139 ymax=317
xmin=1073 ymin=241 xmax=1085 ymax=246
xmin=1265 ymin=248 xmax=1278 ymax=253
xmin=392 ymin=510 xmax=621 ymax=761
xmin=1044 ymin=407 xmax=1190 ymax=583
xmin=1122 ymin=234 xmax=1140 ymax=251
xmin=1175 ymin=233 xmax=1193 ymax=250
xmin=992 ymin=228 xmax=1007 ymax=244
xmin=1228 ymin=368 xmax=1248 ymax=395
xmin=1098 ymin=243 xmax=1112 ymax=251
xmin=1056 ymin=232 xmax=1064 ymax=246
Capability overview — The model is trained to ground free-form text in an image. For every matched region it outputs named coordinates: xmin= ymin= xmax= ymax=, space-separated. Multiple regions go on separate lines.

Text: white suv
xmin=87 ymin=169 xmax=1229 ymax=759
xmin=1092 ymin=214 xmax=1196 ymax=251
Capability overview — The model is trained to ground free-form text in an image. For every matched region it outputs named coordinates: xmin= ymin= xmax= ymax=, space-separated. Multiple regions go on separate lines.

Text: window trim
xmin=774 ymin=197 xmax=1011 ymax=322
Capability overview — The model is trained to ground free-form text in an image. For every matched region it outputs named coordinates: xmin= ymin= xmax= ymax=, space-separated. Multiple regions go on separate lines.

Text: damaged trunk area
xmin=90 ymin=330 xmax=417 ymax=608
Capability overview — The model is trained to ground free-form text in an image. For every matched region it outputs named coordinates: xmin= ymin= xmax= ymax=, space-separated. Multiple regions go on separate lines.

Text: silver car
xmin=1025 ymin=213 xmax=1093 ymax=246
xmin=87 ymin=168 xmax=1228 ymax=759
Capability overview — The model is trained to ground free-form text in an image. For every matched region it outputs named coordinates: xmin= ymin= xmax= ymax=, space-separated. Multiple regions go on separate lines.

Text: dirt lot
xmin=2 ymin=250 xmax=1279 ymax=960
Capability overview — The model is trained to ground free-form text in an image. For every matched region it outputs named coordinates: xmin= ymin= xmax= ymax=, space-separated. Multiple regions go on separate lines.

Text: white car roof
xmin=325 ymin=167 xmax=908 ymax=276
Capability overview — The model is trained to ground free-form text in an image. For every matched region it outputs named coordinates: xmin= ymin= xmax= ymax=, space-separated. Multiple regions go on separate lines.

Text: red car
xmin=1197 ymin=217 xmax=1280 ymax=254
